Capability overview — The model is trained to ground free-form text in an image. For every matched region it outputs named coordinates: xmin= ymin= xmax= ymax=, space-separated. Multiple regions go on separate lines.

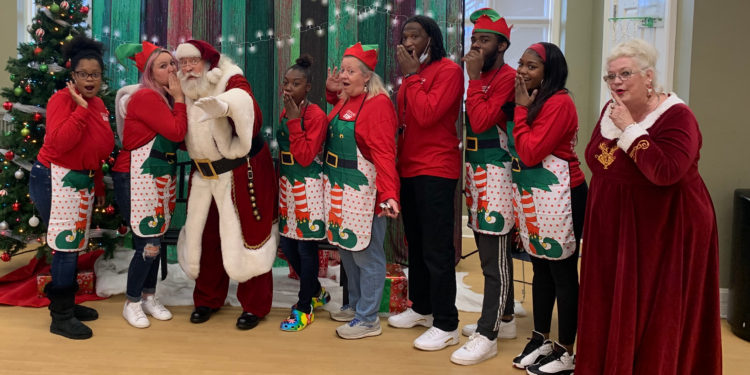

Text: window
xmin=463 ymin=0 xmax=561 ymax=92
xmin=17 ymin=0 xmax=36 ymax=46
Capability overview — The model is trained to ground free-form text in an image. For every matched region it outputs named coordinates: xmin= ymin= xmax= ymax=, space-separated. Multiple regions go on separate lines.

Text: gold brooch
xmin=596 ymin=142 xmax=619 ymax=169
xmin=629 ymin=140 xmax=650 ymax=162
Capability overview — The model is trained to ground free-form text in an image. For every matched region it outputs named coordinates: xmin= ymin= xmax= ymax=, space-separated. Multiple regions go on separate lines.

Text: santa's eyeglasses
xmin=179 ymin=58 xmax=202 ymax=68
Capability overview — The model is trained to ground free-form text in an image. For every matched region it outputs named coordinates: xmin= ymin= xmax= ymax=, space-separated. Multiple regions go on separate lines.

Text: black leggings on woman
xmin=528 ymin=182 xmax=587 ymax=346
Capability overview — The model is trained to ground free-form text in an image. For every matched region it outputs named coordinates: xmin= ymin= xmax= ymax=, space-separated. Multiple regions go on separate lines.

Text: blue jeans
xmin=280 ymin=236 xmax=322 ymax=314
xmin=29 ymin=161 xmax=80 ymax=287
xmin=338 ymin=215 xmax=387 ymax=323
xmin=112 ymin=172 xmax=162 ymax=302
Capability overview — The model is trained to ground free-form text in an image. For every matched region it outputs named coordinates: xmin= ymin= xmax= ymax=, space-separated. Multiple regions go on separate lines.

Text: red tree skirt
xmin=0 ymin=250 xmax=109 ymax=307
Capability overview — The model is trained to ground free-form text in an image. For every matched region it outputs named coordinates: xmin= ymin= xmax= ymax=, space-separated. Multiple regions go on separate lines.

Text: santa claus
xmin=175 ymin=39 xmax=278 ymax=330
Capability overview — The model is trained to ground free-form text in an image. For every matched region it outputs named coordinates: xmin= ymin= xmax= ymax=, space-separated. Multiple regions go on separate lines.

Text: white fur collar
xmin=212 ymin=60 xmax=243 ymax=96
xmin=600 ymin=93 xmax=684 ymax=140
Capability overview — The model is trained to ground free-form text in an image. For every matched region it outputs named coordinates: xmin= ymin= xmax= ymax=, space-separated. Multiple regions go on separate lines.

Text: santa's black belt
xmin=465 ymin=137 xmax=501 ymax=151
xmin=192 ymin=136 xmax=266 ymax=180
xmin=326 ymin=151 xmax=358 ymax=170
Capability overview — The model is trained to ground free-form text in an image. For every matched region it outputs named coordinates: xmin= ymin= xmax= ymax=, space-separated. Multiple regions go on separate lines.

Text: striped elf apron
xmin=323 ymin=97 xmax=377 ymax=251
xmin=464 ymin=113 xmax=515 ymax=236
xmin=277 ymin=105 xmax=326 ymax=241
xmin=129 ymin=134 xmax=180 ymax=237
xmin=47 ymin=164 xmax=96 ymax=252
xmin=506 ymin=120 xmax=576 ymax=260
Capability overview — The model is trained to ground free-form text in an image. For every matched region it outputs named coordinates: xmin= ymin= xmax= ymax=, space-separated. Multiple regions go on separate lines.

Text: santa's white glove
xmin=195 ymin=96 xmax=229 ymax=123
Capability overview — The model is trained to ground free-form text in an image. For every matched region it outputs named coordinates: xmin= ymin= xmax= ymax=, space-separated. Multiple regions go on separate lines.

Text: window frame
xmin=463 ymin=0 xmax=563 ymax=48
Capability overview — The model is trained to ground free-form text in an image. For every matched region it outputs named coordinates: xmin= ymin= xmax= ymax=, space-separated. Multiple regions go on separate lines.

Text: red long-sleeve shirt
xmin=466 ymin=64 xmax=516 ymax=133
xmin=281 ymin=103 xmax=327 ymax=167
xmin=327 ymin=93 xmax=400 ymax=214
xmin=112 ymin=88 xmax=187 ymax=173
xmin=513 ymin=91 xmax=585 ymax=188
xmin=37 ymin=88 xmax=114 ymax=196
xmin=396 ymin=58 xmax=464 ymax=179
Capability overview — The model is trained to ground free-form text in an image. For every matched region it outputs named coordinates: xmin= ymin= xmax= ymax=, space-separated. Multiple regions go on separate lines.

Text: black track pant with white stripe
xmin=473 ymin=231 xmax=515 ymax=340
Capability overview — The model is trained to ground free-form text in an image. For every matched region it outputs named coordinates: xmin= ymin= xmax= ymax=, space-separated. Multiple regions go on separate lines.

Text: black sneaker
xmin=526 ymin=342 xmax=575 ymax=375
xmin=512 ymin=331 xmax=554 ymax=369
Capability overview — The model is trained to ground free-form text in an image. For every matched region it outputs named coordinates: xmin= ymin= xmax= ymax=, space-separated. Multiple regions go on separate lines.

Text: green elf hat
xmin=344 ymin=42 xmax=379 ymax=71
xmin=114 ymin=41 xmax=161 ymax=73
xmin=470 ymin=8 xmax=511 ymax=41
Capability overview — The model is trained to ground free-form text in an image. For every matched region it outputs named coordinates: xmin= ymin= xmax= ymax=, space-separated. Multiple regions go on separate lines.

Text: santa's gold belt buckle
xmin=326 ymin=151 xmax=338 ymax=168
xmin=194 ymin=159 xmax=219 ymax=180
xmin=281 ymin=151 xmax=294 ymax=165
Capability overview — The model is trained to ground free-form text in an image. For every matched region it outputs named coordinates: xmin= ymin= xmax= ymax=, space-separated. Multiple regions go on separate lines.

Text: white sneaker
xmin=123 ymin=301 xmax=150 ymax=328
xmin=450 ymin=332 xmax=498 ymax=365
xmin=513 ymin=331 xmax=554 ymax=369
xmin=413 ymin=326 xmax=460 ymax=351
xmin=141 ymin=295 xmax=172 ymax=321
xmin=461 ymin=318 xmax=517 ymax=338
xmin=526 ymin=342 xmax=575 ymax=375
xmin=387 ymin=308 xmax=433 ymax=328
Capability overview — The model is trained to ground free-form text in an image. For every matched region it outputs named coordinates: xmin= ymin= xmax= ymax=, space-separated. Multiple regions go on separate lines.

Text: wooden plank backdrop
xmin=90 ymin=0 xmax=466 ymax=264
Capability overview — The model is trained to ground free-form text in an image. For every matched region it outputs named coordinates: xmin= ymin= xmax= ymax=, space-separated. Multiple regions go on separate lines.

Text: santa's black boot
xmin=45 ymin=283 xmax=93 ymax=340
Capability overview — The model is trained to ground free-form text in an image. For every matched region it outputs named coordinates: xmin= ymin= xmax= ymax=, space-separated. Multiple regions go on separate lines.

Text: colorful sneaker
xmin=312 ymin=287 xmax=331 ymax=309
xmin=280 ymin=309 xmax=314 ymax=332
xmin=526 ymin=342 xmax=575 ymax=375
xmin=513 ymin=331 xmax=554 ymax=369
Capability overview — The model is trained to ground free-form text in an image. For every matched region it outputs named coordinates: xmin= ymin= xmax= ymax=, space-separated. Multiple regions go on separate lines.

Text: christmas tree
xmin=0 ymin=0 xmax=123 ymax=263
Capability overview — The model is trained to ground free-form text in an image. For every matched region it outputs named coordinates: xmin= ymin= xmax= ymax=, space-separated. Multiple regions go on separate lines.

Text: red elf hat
xmin=344 ymin=42 xmax=379 ymax=71
xmin=114 ymin=41 xmax=161 ymax=73
xmin=470 ymin=8 xmax=512 ymax=41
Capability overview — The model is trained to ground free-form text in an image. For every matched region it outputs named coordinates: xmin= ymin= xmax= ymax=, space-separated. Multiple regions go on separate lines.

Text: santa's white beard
xmin=179 ymin=70 xmax=214 ymax=100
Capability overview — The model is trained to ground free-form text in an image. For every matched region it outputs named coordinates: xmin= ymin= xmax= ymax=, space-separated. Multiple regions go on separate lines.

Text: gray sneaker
xmin=336 ymin=318 xmax=382 ymax=340
xmin=330 ymin=305 xmax=356 ymax=322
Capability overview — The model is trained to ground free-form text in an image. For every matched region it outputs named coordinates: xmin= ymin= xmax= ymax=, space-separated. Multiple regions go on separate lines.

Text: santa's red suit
xmin=175 ymin=40 xmax=278 ymax=319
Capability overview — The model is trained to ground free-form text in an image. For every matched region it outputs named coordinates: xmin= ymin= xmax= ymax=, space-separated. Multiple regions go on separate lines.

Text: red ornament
xmin=118 ymin=225 xmax=128 ymax=235
xmin=1 ymin=252 xmax=10 ymax=262
xmin=12 ymin=201 xmax=21 ymax=211
xmin=2 ymin=101 xmax=12 ymax=111
xmin=65 ymin=60 xmax=71 ymax=69
xmin=105 ymin=205 xmax=115 ymax=215
xmin=107 ymin=157 xmax=116 ymax=166
xmin=4 ymin=151 xmax=14 ymax=161
xmin=80 ymin=6 xmax=90 ymax=15
xmin=33 ymin=112 xmax=43 ymax=122
xmin=34 ymin=47 xmax=43 ymax=55
xmin=25 ymin=85 xmax=32 ymax=94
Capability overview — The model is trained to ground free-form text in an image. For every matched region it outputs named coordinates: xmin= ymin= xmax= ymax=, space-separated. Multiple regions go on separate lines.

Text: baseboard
xmin=721 ymin=288 xmax=729 ymax=319
xmin=461 ymin=215 xmax=473 ymax=238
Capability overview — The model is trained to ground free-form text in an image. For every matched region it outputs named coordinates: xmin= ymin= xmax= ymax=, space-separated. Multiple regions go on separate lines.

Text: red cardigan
xmin=37 ymin=88 xmax=114 ymax=196
xmin=513 ymin=91 xmax=585 ymax=188
xmin=281 ymin=103 xmax=327 ymax=167
xmin=396 ymin=57 xmax=464 ymax=179
xmin=327 ymin=93 xmax=400 ymax=214
xmin=112 ymin=89 xmax=187 ymax=173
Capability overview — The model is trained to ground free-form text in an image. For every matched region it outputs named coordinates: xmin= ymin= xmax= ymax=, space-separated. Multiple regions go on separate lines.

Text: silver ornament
xmin=0 ymin=221 xmax=8 ymax=230
xmin=14 ymin=169 xmax=25 ymax=179
xmin=29 ymin=216 xmax=40 ymax=227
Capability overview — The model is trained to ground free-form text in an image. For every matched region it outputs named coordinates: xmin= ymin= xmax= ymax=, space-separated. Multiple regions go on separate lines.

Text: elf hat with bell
xmin=175 ymin=39 xmax=223 ymax=84
xmin=344 ymin=42 xmax=379 ymax=71
xmin=114 ymin=41 xmax=162 ymax=73
xmin=470 ymin=8 xmax=512 ymax=42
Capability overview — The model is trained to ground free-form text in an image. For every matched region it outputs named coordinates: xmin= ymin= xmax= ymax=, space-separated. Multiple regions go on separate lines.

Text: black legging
xmin=529 ymin=182 xmax=588 ymax=346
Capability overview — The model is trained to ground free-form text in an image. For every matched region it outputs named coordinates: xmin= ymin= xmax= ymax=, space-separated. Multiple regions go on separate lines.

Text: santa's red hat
xmin=176 ymin=40 xmax=223 ymax=84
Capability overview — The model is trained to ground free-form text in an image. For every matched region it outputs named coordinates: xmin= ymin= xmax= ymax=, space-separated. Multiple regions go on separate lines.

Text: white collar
xmin=601 ymin=93 xmax=684 ymax=140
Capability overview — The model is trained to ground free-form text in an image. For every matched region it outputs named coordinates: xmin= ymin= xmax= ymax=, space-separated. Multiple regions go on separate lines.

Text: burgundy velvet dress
xmin=576 ymin=94 xmax=722 ymax=375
